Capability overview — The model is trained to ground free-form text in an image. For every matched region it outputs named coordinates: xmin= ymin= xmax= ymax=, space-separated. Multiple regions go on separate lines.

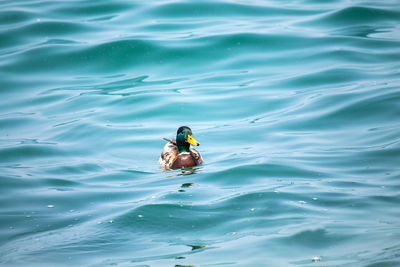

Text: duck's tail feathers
xmin=163 ymin=138 xmax=177 ymax=145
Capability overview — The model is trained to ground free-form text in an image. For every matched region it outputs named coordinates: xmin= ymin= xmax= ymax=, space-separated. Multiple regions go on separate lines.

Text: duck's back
xmin=159 ymin=142 xmax=178 ymax=170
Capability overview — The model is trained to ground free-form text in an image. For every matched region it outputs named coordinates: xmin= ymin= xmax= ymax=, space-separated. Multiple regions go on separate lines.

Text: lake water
xmin=1 ymin=0 xmax=400 ymax=266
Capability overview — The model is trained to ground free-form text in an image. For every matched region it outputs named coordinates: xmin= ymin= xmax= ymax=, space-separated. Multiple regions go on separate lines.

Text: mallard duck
xmin=159 ymin=126 xmax=203 ymax=170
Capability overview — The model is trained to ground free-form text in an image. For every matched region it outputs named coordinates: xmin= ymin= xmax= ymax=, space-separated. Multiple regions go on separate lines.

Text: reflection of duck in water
xmin=159 ymin=126 xmax=203 ymax=170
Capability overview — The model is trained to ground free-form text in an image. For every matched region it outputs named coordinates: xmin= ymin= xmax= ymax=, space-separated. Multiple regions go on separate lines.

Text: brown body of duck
xmin=159 ymin=126 xmax=203 ymax=170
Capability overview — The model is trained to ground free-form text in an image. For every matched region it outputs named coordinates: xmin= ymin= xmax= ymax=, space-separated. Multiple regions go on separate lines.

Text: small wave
xmin=320 ymin=6 xmax=400 ymax=26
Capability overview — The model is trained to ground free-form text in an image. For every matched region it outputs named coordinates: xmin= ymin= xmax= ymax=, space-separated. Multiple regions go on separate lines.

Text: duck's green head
xmin=176 ymin=126 xmax=200 ymax=153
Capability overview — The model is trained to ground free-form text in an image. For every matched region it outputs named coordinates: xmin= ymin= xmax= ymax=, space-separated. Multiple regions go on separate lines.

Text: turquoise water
xmin=1 ymin=0 xmax=400 ymax=266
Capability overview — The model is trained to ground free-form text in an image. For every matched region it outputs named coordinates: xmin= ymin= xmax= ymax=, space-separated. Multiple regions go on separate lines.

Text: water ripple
xmin=1 ymin=0 xmax=400 ymax=266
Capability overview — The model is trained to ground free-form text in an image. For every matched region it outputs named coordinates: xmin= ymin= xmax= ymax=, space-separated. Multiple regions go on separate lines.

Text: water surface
xmin=1 ymin=0 xmax=400 ymax=266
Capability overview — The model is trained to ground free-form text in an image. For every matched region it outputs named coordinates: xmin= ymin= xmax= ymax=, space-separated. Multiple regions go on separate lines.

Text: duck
xmin=159 ymin=126 xmax=203 ymax=170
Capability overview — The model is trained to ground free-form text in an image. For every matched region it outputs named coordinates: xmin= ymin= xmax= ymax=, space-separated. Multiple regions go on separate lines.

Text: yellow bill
xmin=187 ymin=135 xmax=200 ymax=146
